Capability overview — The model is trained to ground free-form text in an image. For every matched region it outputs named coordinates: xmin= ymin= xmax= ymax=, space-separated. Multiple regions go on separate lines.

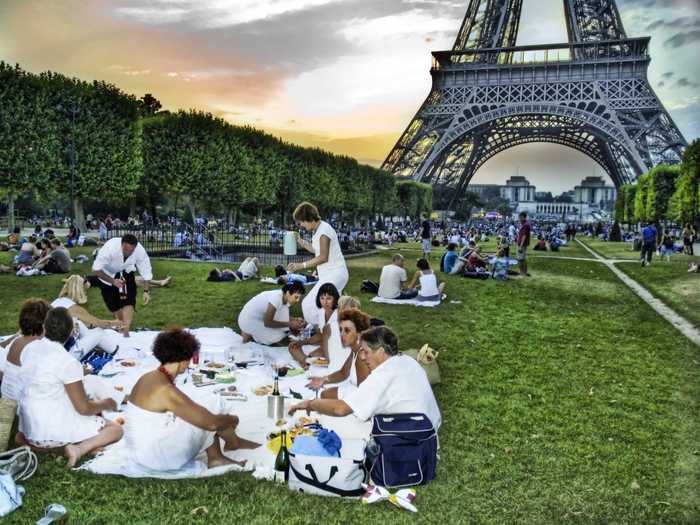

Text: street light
xmin=55 ymin=102 xmax=80 ymax=226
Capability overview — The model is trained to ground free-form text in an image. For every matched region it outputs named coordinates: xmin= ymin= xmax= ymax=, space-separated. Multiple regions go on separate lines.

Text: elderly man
xmin=288 ymin=326 xmax=441 ymax=430
xmin=378 ymin=254 xmax=417 ymax=300
xmin=91 ymin=234 xmax=153 ymax=337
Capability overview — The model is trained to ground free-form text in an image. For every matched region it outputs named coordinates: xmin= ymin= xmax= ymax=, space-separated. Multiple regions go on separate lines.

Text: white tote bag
xmin=288 ymin=439 xmax=366 ymax=498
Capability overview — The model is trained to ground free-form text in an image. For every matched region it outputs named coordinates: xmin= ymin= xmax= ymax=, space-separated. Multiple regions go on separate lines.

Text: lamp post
xmin=56 ymin=102 xmax=80 ymax=226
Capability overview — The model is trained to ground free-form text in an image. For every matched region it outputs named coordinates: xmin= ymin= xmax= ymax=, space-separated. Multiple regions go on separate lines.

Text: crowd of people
xmin=0 ymin=201 xmax=441 ymax=477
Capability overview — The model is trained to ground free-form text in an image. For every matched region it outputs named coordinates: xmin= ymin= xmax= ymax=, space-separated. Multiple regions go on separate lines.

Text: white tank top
xmin=419 ymin=272 xmax=439 ymax=297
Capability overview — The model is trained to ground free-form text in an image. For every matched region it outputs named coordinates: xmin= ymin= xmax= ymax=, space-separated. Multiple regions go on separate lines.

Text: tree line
xmin=614 ymin=139 xmax=700 ymax=228
xmin=0 ymin=62 xmax=433 ymax=231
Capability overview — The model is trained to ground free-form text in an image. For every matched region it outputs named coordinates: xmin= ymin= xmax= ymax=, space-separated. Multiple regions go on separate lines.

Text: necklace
xmin=158 ymin=365 xmax=175 ymax=384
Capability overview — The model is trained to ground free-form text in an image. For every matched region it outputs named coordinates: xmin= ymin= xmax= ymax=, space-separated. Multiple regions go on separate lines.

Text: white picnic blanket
xmin=72 ymin=327 xmax=370 ymax=480
xmin=370 ymin=296 xmax=441 ymax=307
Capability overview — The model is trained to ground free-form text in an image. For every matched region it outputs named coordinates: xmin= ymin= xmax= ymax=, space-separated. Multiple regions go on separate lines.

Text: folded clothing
xmin=290 ymin=431 xmax=342 ymax=458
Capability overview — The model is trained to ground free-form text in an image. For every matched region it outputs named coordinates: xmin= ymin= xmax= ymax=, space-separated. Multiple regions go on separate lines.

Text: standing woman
xmin=287 ymin=202 xmax=349 ymax=323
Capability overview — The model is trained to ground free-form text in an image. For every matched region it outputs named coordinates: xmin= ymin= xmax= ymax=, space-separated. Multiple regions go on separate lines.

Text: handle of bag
xmin=0 ymin=446 xmax=38 ymax=482
xmin=288 ymin=464 xmax=365 ymax=498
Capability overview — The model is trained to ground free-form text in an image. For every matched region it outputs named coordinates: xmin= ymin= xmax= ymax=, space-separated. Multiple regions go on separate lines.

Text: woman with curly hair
xmin=122 ymin=328 xmax=259 ymax=472
xmin=305 ymin=308 xmax=371 ymax=400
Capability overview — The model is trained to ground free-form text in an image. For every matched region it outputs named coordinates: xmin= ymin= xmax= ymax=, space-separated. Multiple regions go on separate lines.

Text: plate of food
xmin=311 ymin=357 xmax=329 ymax=367
xmin=215 ymin=372 xmax=236 ymax=384
xmin=252 ymin=385 xmax=274 ymax=396
xmin=205 ymin=362 xmax=226 ymax=369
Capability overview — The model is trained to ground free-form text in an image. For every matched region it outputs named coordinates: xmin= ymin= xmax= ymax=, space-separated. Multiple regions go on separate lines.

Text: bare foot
xmin=208 ymin=456 xmax=247 ymax=469
xmin=162 ymin=276 xmax=172 ymax=287
xmin=241 ymin=332 xmax=253 ymax=343
xmin=14 ymin=432 xmax=28 ymax=446
xmin=64 ymin=444 xmax=83 ymax=467
xmin=224 ymin=437 xmax=261 ymax=451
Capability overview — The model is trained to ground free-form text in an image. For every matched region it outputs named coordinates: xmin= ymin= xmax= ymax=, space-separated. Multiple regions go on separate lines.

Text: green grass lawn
xmin=1 ymin=248 xmax=699 ymax=524
xmin=578 ymin=239 xmax=700 ymax=329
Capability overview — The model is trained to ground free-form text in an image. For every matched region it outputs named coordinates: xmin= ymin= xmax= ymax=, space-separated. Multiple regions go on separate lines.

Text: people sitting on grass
xmin=378 ymin=254 xmax=417 ymax=300
xmin=32 ymin=238 xmax=71 ymax=274
xmin=467 ymin=245 xmax=489 ymax=270
xmin=237 ymin=282 xmax=306 ymax=345
xmin=442 ymin=243 xmax=458 ymax=274
xmin=17 ymin=307 xmax=123 ymax=466
xmin=407 ymin=258 xmax=445 ymax=302
xmin=490 ymin=248 xmax=510 ymax=281
xmin=533 ymin=235 xmax=547 ymax=251
xmin=14 ymin=240 xmax=40 ymax=268
xmin=8 ymin=227 xmax=22 ymax=250
xmin=305 ymin=308 xmax=371 ymax=400
xmin=288 ymin=283 xmax=340 ymax=369
xmin=289 ymin=326 xmax=441 ymax=431
xmin=123 ymin=328 xmax=258 ymax=472
xmin=66 ymin=225 xmax=81 ymax=248
xmin=274 ymin=265 xmax=318 ymax=286
xmin=0 ymin=298 xmax=51 ymax=401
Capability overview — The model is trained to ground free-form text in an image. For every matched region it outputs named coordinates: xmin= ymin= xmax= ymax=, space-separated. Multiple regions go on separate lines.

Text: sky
xmin=1 ymin=0 xmax=698 ymax=194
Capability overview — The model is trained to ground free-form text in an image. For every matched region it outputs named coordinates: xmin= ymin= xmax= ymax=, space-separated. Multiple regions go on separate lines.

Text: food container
xmin=267 ymin=395 xmax=286 ymax=420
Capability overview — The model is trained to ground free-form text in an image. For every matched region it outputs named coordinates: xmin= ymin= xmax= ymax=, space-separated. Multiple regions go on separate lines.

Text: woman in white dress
xmin=18 ymin=307 xmax=123 ymax=466
xmin=287 ymin=202 xmax=349 ymax=323
xmin=306 ymin=308 xmax=371 ymax=400
xmin=0 ymin=298 xmax=50 ymax=401
xmin=124 ymin=328 xmax=259 ymax=471
xmin=407 ymin=258 xmax=446 ymax=302
xmin=287 ymin=283 xmax=343 ymax=369
xmin=238 ymin=282 xmax=306 ymax=345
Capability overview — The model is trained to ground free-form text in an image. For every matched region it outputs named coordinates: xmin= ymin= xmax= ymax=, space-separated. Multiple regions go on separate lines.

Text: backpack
xmin=361 ymin=280 xmax=379 ymax=294
xmin=368 ymin=413 xmax=438 ymax=489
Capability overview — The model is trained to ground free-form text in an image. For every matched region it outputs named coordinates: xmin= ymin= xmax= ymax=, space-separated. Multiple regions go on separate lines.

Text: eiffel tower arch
xmin=382 ymin=0 xmax=687 ymax=206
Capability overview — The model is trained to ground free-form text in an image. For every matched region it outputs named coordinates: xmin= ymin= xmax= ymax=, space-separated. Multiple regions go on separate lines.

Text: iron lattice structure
xmin=382 ymin=0 xmax=687 ymax=204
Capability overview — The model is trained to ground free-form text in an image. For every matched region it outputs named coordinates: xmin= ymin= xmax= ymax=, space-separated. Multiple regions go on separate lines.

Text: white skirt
xmin=237 ymin=305 xmax=290 ymax=345
xmin=124 ymin=395 xmax=224 ymax=472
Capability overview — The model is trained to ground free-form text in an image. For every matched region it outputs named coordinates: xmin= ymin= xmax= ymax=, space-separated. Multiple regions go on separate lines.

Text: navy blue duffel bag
xmin=368 ymin=413 xmax=438 ymax=489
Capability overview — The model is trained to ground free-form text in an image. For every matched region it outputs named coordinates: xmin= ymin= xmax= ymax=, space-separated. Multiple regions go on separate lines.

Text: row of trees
xmin=0 ymin=62 xmax=431 ymax=231
xmin=614 ymin=140 xmax=700 ymax=227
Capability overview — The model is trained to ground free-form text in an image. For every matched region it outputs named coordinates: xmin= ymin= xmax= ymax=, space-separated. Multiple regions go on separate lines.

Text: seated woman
xmin=289 ymin=326 xmax=441 ymax=430
xmin=442 ymin=243 xmax=458 ymax=274
xmin=467 ymin=246 xmax=489 ymax=270
xmin=14 ymin=241 xmax=39 ymax=268
xmin=33 ymin=238 xmax=71 ymax=274
xmin=288 ymin=283 xmax=340 ymax=369
xmin=17 ymin=307 xmax=123 ymax=466
xmin=274 ymin=265 xmax=318 ymax=286
xmin=237 ymin=282 xmax=306 ymax=345
xmin=306 ymin=308 xmax=371 ymax=400
xmin=407 ymin=258 xmax=446 ymax=302
xmin=490 ymin=247 xmax=509 ymax=281
xmin=124 ymin=328 xmax=258 ymax=472
xmin=0 ymin=298 xmax=51 ymax=401
xmin=533 ymin=236 xmax=547 ymax=251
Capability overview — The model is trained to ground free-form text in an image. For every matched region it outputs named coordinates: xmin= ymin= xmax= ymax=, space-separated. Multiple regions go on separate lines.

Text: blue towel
xmin=290 ymin=430 xmax=343 ymax=457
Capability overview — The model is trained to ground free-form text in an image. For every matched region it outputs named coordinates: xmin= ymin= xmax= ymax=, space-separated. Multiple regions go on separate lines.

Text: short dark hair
xmin=519 ymin=211 xmax=528 ymax=218
xmin=152 ymin=327 xmax=200 ymax=364
xmin=207 ymin=268 xmax=222 ymax=282
xmin=43 ymin=307 xmax=74 ymax=344
xmin=447 ymin=243 xmax=457 ymax=251
xmin=282 ymin=281 xmax=305 ymax=296
xmin=122 ymin=234 xmax=138 ymax=246
xmin=274 ymin=265 xmax=286 ymax=277
xmin=19 ymin=298 xmax=50 ymax=336
xmin=417 ymin=258 xmax=430 ymax=271
xmin=315 ymin=282 xmax=340 ymax=309
xmin=50 ymin=238 xmax=61 ymax=247
xmin=293 ymin=202 xmax=321 ymax=223
xmin=360 ymin=326 xmax=399 ymax=356
xmin=339 ymin=308 xmax=371 ymax=333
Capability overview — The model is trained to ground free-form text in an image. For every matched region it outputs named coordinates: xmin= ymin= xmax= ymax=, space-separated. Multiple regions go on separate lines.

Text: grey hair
xmin=360 ymin=326 xmax=399 ymax=356
xmin=392 ymin=254 xmax=404 ymax=263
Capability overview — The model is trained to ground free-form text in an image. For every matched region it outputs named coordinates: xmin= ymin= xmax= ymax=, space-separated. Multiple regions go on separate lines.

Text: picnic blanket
xmin=69 ymin=327 xmax=370 ymax=480
xmin=370 ymin=296 xmax=441 ymax=307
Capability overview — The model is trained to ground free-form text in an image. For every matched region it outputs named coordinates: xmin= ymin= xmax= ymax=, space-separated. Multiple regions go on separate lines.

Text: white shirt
xmin=378 ymin=264 xmax=408 ymax=299
xmin=51 ymin=297 xmax=76 ymax=310
xmin=238 ymin=258 xmax=258 ymax=279
xmin=92 ymin=237 xmax=153 ymax=283
xmin=344 ymin=355 xmax=441 ymax=430
xmin=419 ymin=272 xmax=440 ymax=297
xmin=312 ymin=221 xmax=346 ymax=277
xmin=240 ymin=290 xmax=285 ymax=321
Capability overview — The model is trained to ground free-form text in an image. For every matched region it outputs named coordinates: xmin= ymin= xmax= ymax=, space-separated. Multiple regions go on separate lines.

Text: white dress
xmin=123 ymin=394 xmax=224 ymax=472
xmin=237 ymin=290 xmax=290 ymax=345
xmin=301 ymin=221 xmax=349 ymax=322
xmin=0 ymin=336 xmax=26 ymax=401
xmin=316 ymin=309 xmax=349 ymax=374
xmin=19 ymin=339 xmax=105 ymax=447
xmin=50 ymin=297 xmax=117 ymax=358
xmin=337 ymin=351 xmax=360 ymax=399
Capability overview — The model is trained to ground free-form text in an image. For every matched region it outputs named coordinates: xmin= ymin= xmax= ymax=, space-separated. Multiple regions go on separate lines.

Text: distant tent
xmin=484 ymin=211 xmax=502 ymax=219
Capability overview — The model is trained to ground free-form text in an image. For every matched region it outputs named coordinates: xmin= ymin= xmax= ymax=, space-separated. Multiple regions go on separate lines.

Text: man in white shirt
xmin=91 ymin=234 xmax=153 ymax=337
xmin=288 ymin=326 xmax=441 ymax=431
xmin=378 ymin=254 xmax=417 ymax=300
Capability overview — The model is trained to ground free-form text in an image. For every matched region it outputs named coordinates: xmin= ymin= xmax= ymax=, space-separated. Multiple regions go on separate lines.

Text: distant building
xmin=573 ymin=176 xmax=616 ymax=209
xmin=500 ymin=176 xmax=536 ymax=203
xmin=467 ymin=184 xmax=501 ymax=197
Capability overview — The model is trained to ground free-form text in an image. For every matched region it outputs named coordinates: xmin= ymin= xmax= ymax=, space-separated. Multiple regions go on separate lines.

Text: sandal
xmin=36 ymin=503 xmax=67 ymax=525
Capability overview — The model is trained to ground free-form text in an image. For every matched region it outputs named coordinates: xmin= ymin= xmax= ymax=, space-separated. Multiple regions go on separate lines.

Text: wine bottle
xmin=272 ymin=375 xmax=280 ymax=396
xmin=274 ymin=430 xmax=290 ymax=481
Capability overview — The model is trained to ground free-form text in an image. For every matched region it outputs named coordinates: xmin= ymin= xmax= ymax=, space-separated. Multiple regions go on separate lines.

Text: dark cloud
xmin=658 ymin=81 xmax=666 ymax=87
xmin=664 ymin=29 xmax=700 ymax=47
xmin=675 ymin=77 xmax=700 ymax=88
xmin=662 ymin=71 xmax=675 ymax=79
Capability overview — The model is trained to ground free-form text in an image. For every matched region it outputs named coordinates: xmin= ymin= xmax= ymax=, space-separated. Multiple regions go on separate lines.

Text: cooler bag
xmin=288 ymin=439 xmax=367 ymax=498
xmin=369 ymin=413 xmax=437 ymax=489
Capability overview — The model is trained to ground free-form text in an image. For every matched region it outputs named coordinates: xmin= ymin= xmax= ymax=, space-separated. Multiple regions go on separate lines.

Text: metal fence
xmin=107 ymin=222 xmax=374 ymax=266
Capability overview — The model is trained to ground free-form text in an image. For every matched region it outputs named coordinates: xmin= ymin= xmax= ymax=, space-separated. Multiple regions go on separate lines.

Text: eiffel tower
xmin=382 ymin=0 xmax=687 ymax=207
